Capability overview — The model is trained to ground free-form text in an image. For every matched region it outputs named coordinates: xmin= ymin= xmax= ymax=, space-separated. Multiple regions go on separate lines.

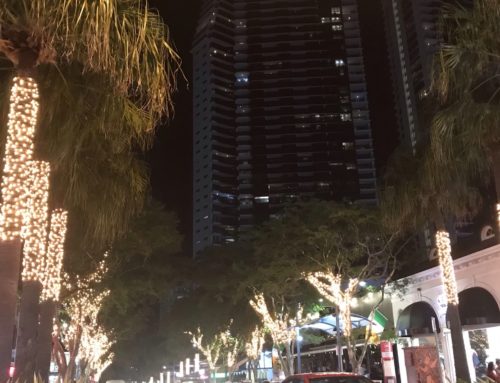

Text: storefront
xmin=390 ymin=244 xmax=500 ymax=383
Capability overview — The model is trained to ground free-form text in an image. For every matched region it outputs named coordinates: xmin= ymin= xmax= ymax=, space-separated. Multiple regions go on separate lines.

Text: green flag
xmin=373 ymin=309 xmax=388 ymax=328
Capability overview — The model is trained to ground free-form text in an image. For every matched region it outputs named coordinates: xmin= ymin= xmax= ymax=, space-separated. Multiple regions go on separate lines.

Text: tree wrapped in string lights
xmin=0 ymin=76 xmax=40 ymax=376
xmin=186 ymin=322 xmax=238 ymax=383
xmin=249 ymin=293 xmax=303 ymax=377
xmin=36 ymin=209 xmax=68 ymax=381
xmin=56 ymin=257 xmax=113 ymax=383
xmin=245 ymin=326 xmax=265 ymax=383
xmin=15 ymin=161 xmax=51 ymax=381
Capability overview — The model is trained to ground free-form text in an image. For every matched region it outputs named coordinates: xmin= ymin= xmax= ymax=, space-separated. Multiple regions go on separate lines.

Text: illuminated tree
xmin=36 ymin=209 xmax=68 ymax=381
xmin=249 ymin=293 xmax=304 ymax=377
xmin=305 ymin=271 xmax=392 ymax=374
xmin=245 ymin=327 xmax=265 ymax=383
xmin=0 ymin=76 xmax=40 ymax=376
xmin=382 ymin=146 xmax=479 ymax=381
xmin=0 ymin=1 xmax=180 ymax=377
xmin=15 ymin=161 xmax=51 ymax=381
xmin=186 ymin=322 xmax=239 ymax=383
xmin=56 ymin=257 xmax=113 ymax=383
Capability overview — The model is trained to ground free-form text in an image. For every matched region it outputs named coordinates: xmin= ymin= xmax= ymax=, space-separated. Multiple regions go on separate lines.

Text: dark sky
xmin=147 ymin=0 xmax=399 ymax=252
xmin=148 ymin=0 xmax=201 ymax=251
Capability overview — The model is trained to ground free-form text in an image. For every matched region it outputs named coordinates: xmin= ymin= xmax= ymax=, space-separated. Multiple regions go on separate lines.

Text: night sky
xmin=147 ymin=0 xmax=399 ymax=252
xmin=148 ymin=0 xmax=201 ymax=251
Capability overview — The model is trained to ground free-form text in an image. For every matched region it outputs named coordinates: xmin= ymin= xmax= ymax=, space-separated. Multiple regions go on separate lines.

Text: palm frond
xmin=0 ymin=0 xmax=181 ymax=122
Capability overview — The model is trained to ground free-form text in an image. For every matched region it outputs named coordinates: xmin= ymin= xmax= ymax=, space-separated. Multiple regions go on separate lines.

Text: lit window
xmin=342 ymin=142 xmax=354 ymax=150
xmin=254 ymin=196 xmax=270 ymax=203
xmin=235 ymin=72 xmax=249 ymax=85
xmin=332 ymin=25 xmax=343 ymax=31
xmin=340 ymin=113 xmax=352 ymax=122
xmin=335 ymin=59 xmax=345 ymax=67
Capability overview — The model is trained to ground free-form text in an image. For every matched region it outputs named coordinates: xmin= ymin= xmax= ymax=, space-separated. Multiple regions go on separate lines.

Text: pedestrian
xmin=487 ymin=362 xmax=499 ymax=382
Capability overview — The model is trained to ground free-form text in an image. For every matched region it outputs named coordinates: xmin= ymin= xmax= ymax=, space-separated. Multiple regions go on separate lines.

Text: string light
xmin=186 ymin=322 xmax=236 ymax=372
xmin=57 ymin=257 xmax=113 ymax=379
xmin=0 ymin=76 xmax=39 ymax=240
xmin=436 ymin=230 xmax=459 ymax=305
xmin=41 ymin=209 xmax=68 ymax=302
xmin=21 ymin=161 xmax=50 ymax=282
xmin=249 ymin=293 xmax=301 ymax=346
xmin=245 ymin=326 xmax=264 ymax=361
xmin=305 ymin=272 xmax=359 ymax=338
xmin=496 ymin=203 xmax=500 ymax=228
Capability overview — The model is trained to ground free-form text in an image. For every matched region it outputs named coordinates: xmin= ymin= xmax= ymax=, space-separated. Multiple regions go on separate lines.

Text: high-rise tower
xmin=382 ymin=0 xmax=442 ymax=149
xmin=193 ymin=0 xmax=377 ymax=255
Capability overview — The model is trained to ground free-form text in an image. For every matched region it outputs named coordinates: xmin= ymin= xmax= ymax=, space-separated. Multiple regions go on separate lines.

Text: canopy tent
xmin=300 ymin=313 xmax=385 ymax=336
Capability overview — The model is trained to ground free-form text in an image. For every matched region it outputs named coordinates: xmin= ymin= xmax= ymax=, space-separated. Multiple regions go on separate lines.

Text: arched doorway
xmin=446 ymin=287 xmax=500 ymax=381
xmin=396 ymin=302 xmax=442 ymax=383
xmin=457 ymin=287 xmax=500 ymax=329
xmin=397 ymin=301 xmax=440 ymax=337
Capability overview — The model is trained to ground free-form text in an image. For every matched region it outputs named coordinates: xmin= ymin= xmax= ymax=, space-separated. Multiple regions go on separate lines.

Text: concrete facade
xmin=390 ymin=244 xmax=500 ymax=383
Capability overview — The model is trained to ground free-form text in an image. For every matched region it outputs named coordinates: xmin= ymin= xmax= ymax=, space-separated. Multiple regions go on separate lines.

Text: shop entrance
xmin=451 ymin=287 xmax=500 ymax=381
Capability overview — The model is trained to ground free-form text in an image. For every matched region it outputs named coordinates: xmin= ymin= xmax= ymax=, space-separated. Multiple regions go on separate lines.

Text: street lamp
xmin=335 ymin=306 xmax=343 ymax=372
xmin=296 ymin=327 xmax=302 ymax=373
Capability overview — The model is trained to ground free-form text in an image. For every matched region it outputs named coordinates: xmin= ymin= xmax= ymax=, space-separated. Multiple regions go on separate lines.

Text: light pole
xmin=296 ymin=327 xmax=302 ymax=373
xmin=335 ymin=305 xmax=343 ymax=372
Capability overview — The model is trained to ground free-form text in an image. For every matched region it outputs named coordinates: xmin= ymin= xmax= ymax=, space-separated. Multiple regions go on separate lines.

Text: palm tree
xmin=431 ymin=0 xmax=500 ymax=233
xmin=381 ymin=145 xmax=480 ymax=382
xmin=0 ymin=0 xmax=180 ymax=379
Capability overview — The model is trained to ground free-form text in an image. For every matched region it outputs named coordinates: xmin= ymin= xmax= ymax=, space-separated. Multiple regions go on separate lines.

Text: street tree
xmin=0 ymin=0 xmax=180 ymax=377
xmin=186 ymin=323 xmax=237 ymax=383
xmin=249 ymin=293 xmax=307 ymax=377
xmin=245 ymin=327 xmax=265 ymax=383
xmin=382 ymin=145 xmax=481 ymax=381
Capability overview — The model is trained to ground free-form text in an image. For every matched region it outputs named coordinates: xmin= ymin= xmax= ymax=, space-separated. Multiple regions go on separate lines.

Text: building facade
xmin=381 ymin=0 xmax=441 ymax=150
xmin=390 ymin=244 xmax=500 ymax=383
xmin=193 ymin=0 xmax=377 ymax=255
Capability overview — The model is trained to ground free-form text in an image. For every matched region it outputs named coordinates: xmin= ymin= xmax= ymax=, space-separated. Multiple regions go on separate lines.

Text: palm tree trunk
xmin=0 ymin=239 xmax=22 ymax=383
xmin=447 ymin=303 xmax=470 ymax=382
xmin=434 ymin=225 xmax=470 ymax=382
xmin=15 ymin=280 xmax=43 ymax=383
xmin=36 ymin=299 xmax=57 ymax=382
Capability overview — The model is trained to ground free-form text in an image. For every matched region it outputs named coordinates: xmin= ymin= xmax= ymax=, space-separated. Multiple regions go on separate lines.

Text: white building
xmin=390 ymin=244 xmax=500 ymax=383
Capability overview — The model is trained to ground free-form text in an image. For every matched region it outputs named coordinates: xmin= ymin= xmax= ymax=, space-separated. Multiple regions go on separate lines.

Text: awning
xmin=300 ymin=313 xmax=384 ymax=336
xmin=396 ymin=301 xmax=440 ymax=337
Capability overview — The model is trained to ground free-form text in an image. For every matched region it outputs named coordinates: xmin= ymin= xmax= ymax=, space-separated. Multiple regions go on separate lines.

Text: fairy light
xmin=186 ymin=323 xmax=235 ymax=372
xmin=496 ymin=203 xmax=500 ymax=228
xmin=0 ymin=76 xmax=39 ymax=240
xmin=21 ymin=161 xmax=50 ymax=282
xmin=249 ymin=293 xmax=300 ymax=346
xmin=245 ymin=326 xmax=264 ymax=361
xmin=305 ymin=272 xmax=359 ymax=338
xmin=57 ymin=257 xmax=113 ymax=379
xmin=41 ymin=209 xmax=68 ymax=302
xmin=436 ymin=230 xmax=459 ymax=305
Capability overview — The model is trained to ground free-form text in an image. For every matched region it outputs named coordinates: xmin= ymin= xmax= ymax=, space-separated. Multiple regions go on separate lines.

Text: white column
xmin=462 ymin=330 xmax=476 ymax=382
xmin=486 ymin=327 xmax=500 ymax=363
xmin=195 ymin=353 xmax=200 ymax=372
xmin=442 ymin=329 xmax=456 ymax=383
xmin=396 ymin=343 xmax=408 ymax=383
